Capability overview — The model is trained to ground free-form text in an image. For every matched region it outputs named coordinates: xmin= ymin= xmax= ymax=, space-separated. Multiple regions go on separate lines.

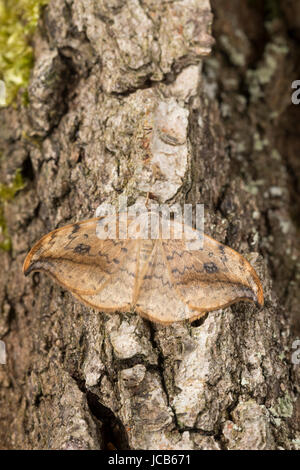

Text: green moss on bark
xmin=0 ymin=0 xmax=48 ymax=106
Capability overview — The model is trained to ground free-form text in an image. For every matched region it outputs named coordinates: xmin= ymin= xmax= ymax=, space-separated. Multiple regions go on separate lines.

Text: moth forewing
xmin=23 ymin=213 xmax=264 ymax=324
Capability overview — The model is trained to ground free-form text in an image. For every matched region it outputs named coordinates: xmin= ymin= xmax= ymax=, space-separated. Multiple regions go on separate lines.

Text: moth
xmin=23 ymin=213 xmax=264 ymax=324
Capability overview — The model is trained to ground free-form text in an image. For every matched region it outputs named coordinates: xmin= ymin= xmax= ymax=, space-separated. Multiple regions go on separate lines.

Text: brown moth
xmin=23 ymin=213 xmax=264 ymax=324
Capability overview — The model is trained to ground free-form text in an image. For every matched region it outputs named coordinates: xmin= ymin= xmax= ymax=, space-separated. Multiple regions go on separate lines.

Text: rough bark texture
xmin=0 ymin=0 xmax=299 ymax=450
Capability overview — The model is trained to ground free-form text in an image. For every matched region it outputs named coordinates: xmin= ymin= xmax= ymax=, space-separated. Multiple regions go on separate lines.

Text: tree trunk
xmin=0 ymin=0 xmax=299 ymax=450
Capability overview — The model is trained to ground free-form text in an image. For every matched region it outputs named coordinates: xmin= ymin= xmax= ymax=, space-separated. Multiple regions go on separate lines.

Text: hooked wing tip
xmin=254 ymin=277 xmax=264 ymax=308
xmin=236 ymin=280 xmax=264 ymax=308
xmin=23 ymin=259 xmax=35 ymax=276
xmin=22 ymin=253 xmax=31 ymax=276
xmin=248 ymin=284 xmax=264 ymax=309
xmin=23 ymin=252 xmax=39 ymax=277
xmin=250 ymin=285 xmax=264 ymax=308
xmin=23 ymin=264 xmax=34 ymax=277
xmin=23 ymin=259 xmax=47 ymax=276
xmin=255 ymin=289 xmax=264 ymax=308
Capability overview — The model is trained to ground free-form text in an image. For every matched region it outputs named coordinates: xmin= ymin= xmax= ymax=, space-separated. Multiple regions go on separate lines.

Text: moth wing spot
xmin=203 ymin=262 xmax=218 ymax=274
xmin=74 ymin=243 xmax=91 ymax=254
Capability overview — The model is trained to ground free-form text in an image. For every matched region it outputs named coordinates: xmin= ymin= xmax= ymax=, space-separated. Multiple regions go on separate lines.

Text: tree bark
xmin=0 ymin=0 xmax=299 ymax=450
